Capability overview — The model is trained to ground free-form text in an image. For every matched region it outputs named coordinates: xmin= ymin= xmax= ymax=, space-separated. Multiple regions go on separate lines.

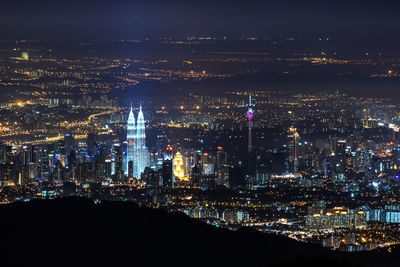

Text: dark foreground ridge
xmin=0 ymin=198 xmax=398 ymax=267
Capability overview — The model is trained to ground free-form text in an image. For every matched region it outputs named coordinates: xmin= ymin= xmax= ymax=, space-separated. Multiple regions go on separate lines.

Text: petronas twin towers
xmin=126 ymin=105 xmax=148 ymax=178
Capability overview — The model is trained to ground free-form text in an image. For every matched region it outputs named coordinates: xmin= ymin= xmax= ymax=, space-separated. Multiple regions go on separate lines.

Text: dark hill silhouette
xmin=0 ymin=197 xmax=398 ymax=267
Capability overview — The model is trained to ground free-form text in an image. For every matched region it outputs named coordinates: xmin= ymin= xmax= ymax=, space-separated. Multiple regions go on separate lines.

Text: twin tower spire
xmin=126 ymin=105 xmax=148 ymax=178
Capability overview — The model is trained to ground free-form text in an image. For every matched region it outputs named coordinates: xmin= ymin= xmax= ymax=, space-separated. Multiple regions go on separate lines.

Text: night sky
xmin=0 ymin=0 xmax=399 ymax=42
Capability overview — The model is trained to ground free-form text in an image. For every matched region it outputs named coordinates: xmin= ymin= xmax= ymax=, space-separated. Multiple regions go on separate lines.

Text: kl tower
xmin=246 ymin=93 xmax=254 ymax=152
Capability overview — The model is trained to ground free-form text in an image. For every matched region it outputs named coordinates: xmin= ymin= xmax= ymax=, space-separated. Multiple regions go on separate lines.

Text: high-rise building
xmin=162 ymin=160 xmax=173 ymax=188
xmin=288 ymin=127 xmax=300 ymax=173
xmin=22 ymin=145 xmax=30 ymax=166
xmin=86 ymin=133 xmax=97 ymax=157
xmin=57 ymin=140 xmax=66 ymax=156
xmin=134 ymin=105 xmax=148 ymax=178
xmin=0 ymin=143 xmax=12 ymax=164
xmin=216 ymin=147 xmax=228 ymax=186
xmin=95 ymin=159 xmax=105 ymax=182
xmin=67 ymin=150 xmax=76 ymax=169
xmin=229 ymin=165 xmax=245 ymax=190
xmin=173 ymin=151 xmax=187 ymax=180
xmin=126 ymin=107 xmax=136 ymax=175
xmin=155 ymin=134 xmax=167 ymax=169
xmin=113 ymin=144 xmax=124 ymax=182
xmin=128 ymin=160 xmax=133 ymax=178
xmin=125 ymin=105 xmax=149 ymax=178
xmin=75 ymin=161 xmax=92 ymax=184
xmin=64 ymin=133 xmax=75 ymax=156
xmin=105 ymin=158 xmax=112 ymax=179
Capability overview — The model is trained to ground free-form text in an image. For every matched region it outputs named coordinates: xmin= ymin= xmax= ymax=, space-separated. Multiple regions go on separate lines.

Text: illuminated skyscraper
xmin=126 ymin=107 xmax=136 ymax=177
xmin=113 ymin=144 xmax=124 ymax=182
xmin=162 ymin=160 xmax=173 ymax=188
xmin=134 ymin=105 xmax=148 ymax=178
xmin=288 ymin=127 xmax=299 ymax=173
xmin=173 ymin=151 xmax=187 ymax=181
xmin=246 ymin=94 xmax=254 ymax=152
xmin=21 ymin=52 xmax=29 ymax=60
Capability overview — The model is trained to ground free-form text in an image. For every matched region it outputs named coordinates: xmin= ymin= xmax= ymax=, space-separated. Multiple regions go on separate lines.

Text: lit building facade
xmin=126 ymin=108 xmax=136 ymax=177
xmin=288 ymin=127 xmax=299 ymax=173
xmin=173 ymin=151 xmax=188 ymax=181
xmin=125 ymin=105 xmax=148 ymax=179
xmin=134 ymin=105 xmax=148 ymax=178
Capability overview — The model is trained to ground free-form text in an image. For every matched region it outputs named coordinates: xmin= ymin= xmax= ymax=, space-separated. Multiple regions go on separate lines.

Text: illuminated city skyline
xmin=0 ymin=1 xmax=400 ymax=264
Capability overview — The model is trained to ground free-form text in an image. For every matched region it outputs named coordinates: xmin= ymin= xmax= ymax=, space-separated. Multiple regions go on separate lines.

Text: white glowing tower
xmin=134 ymin=105 xmax=148 ymax=178
xmin=126 ymin=107 xmax=136 ymax=175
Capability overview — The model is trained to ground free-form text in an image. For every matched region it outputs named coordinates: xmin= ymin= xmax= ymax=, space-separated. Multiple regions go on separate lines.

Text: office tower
xmin=105 ymin=158 xmax=112 ymax=178
xmin=67 ymin=150 xmax=76 ymax=169
xmin=20 ymin=165 xmax=29 ymax=185
xmin=288 ymin=127 xmax=300 ymax=173
xmin=333 ymin=139 xmax=347 ymax=172
xmin=216 ymin=147 xmax=228 ymax=186
xmin=57 ymin=140 xmax=66 ymax=157
xmin=0 ymin=143 xmax=12 ymax=164
xmin=155 ymin=134 xmax=166 ymax=169
xmin=93 ymin=145 xmax=108 ymax=182
xmin=194 ymin=152 xmax=215 ymax=190
xmin=113 ymin=144 xmax=124 ymax=182
xmin=149 ymin=151 xmax=158 ymax=170
xmin=128 ymin=161 xmax=133 ymax=178
xmin=22 ymin=145 xmax=30 ymax=166
xmin=246 ymin=93 xmax=254 ymax=152
xmin=31 ymin=146 xmax=42 ymax=164
xmin=191 ymin=165 xmax=202 ymax=186
xmin=75 ymin=161 xmax=92 ymax=184
xmin=173 ymin=151 xmax=185 ymax=180
xmin=202 ymin=152 xmax=215 ymax=176
xmin=46 ymin=143 xmax=56 ymax=177
xmin=191 ymin=150 xmax=202 ymax=169
xmin=40 ymin=147 xmax=50 ymax=179
xmin=228 ymin=165 xmax=245 ymax=190
xmin=0 ymin=163 xmax=15 ymax=185
xmin=162 ymin=160 xmax=173 ymax=188
xmin=181 ymin=149 xmax=193 ymax=180
xmin=134 ymin=105 xmax=148 ymax=178
xmin=86 ymin=133 xmax=97 ymax=157
xmin=64 ymin=133 xmax=75 ymax=156
xmin=95 ymin=157 xmax=105 ymax=182
xmin=5 ymin=145 xmax=12 ymax=164
xmin=126 ymin=107 xmax=136 ymax=176
xmin=55 ymin=161 xmax=65 ymax=181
